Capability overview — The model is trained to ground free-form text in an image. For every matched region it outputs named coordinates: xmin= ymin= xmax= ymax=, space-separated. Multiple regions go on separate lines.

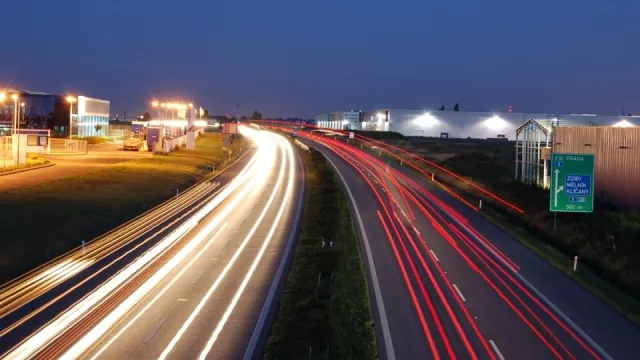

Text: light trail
xmin=3 ymin=145 xmax=262 ymax=360
xmin=159 ymin=129 xmax=288 ymax=359
xmin=198 ymin=132 xmax=295 ymax=358
xmin=0 ymin=184 xmax=222 ymax=339
xmin=0 ymin=181 xmax=221 ymax=320
xmin=303 ymin=132 xmax=604 ymax=359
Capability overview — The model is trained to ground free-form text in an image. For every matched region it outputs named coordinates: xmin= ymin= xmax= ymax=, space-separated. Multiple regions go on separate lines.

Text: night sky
xmin=1 ymin=0 xmax=637 ymax=118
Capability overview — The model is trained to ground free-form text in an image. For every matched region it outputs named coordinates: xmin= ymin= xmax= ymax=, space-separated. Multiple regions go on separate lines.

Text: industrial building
xmin=315 ymin=109 xmax=638 ymax=141
xmin=316 ymin=108 xmax=639 ymax=210
xmin=0 ymin=87 xmax=110 ymax=138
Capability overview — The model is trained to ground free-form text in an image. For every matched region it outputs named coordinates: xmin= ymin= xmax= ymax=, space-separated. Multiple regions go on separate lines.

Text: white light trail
xmin=198 ymin=133 xmax=296 ymax=358
xmin=4 ymin=148 xmax=261 ymax=360
xmin=159 ymin=130 xmax=287 ymax=359
xmin=81 ymin=223 xmax=229 ymax=360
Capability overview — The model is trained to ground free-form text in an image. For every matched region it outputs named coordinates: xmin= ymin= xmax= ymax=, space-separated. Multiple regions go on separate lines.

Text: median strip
xmin=264 ymin=146 xmax=377 ymax=360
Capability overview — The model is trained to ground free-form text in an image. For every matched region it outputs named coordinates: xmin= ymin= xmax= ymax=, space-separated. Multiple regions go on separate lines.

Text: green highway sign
xmin=550 ymin=153 xmax=595 ymax=213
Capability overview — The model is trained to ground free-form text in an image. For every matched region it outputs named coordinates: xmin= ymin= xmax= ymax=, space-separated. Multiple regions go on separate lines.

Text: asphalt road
xmin=302 ymin=133 xmax=640 ymax=360
xmin=0 ymin=129 xmax=304 ymax=359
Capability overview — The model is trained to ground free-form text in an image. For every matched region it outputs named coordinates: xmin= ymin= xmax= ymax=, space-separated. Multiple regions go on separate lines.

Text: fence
xmin=1 ymin=136 xmax=13 ymax=168
xmin=49 ymin=138 xmax=88 ymax=154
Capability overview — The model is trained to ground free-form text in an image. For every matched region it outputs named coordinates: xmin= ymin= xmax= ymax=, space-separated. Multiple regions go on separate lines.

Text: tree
xmin=250 ymin=110 xmax=263 ymax=120
xmin=453 ymin=103 xmax=460 ymax=111
xmin=94 ymin=124 xmax=103 ymax=133
xmin=439 ymin=105 xmax=445 ymax=111
xmin=141 ymin=112 xmax=152 ymax=121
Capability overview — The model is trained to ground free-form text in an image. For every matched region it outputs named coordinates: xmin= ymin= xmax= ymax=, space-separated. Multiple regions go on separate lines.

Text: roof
xmin=1 ymin=87 xmax=55 ymax=96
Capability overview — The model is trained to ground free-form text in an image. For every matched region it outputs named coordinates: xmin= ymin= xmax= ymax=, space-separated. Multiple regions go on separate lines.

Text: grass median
xmin=264 ymin=147 xmax=377 ymax=360
xmin=0 ymin=134 xmax=243 ymax=284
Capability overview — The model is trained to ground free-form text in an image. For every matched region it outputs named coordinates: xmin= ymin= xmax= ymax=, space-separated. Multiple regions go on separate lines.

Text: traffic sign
xmin=349 ymin=132 xmax=354 ymax=139
xmin=550 ymin=153 xmax=595 ymax=213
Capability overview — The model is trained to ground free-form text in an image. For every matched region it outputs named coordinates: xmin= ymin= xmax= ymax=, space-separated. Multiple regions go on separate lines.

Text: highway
xmin=0 ymin=127 xmax=303 ymax=360
xmin=300 ymin=132 xmax=640 ymax=360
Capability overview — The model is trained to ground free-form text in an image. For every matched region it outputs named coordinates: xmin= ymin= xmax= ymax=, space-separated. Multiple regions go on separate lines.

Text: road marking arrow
xmin=554 ymin=168 xmax=564 ymax=208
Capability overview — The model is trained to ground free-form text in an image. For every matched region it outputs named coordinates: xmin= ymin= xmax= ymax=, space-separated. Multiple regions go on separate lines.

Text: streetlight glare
xmin=152 ymin=100 xmax=159 ymax=107
xmin=0 ymin=92 xmax=5 ymax=101
xmin=11 ymin=94 xmax=18 ymax=101
xmin=21 ymin=102 xmax=25 ymax=107
xmin=66 ymin=96 xmax=76 ymax=103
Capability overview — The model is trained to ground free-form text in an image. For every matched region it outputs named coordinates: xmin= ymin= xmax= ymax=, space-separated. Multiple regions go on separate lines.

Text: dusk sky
xmin=1 ymin=0 xmax=637 ymax=118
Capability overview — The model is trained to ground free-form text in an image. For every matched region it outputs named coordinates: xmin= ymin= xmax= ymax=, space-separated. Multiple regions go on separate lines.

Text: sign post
xmin=549 ymin=153 xmax=595 ymax=213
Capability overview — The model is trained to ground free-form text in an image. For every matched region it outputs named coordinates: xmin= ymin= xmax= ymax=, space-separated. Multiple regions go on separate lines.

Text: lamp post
xmin=20 ymin=102 xmax=25 ymax=127
xmin=66 ymin=96 xmax=76 ymax=139
xmin=0 ymin=92 xmax=5 ymax=136
xmin=11 ymin=94 xmax=19 ymax=135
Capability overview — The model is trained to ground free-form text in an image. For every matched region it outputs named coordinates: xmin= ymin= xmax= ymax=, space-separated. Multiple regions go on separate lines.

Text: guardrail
xmin=294 ymin=138 xmax=309 ymax=151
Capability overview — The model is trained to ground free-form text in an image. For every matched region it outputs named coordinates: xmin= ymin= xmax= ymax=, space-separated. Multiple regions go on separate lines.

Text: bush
xmin=81 ymin=136 xmax=108 ymax=145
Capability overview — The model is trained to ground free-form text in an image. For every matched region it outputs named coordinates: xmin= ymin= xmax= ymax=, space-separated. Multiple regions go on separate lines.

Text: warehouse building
xmin=315 ymin=109 xmax=638 ymax=140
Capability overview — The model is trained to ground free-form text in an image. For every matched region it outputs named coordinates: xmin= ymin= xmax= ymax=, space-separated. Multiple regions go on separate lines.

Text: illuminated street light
xmin=66 ymin=96 xmax=77 ymax=139
xmin=10 ymin=94 xmax=19 ymax=135
xmin=152 ymin=100 xmax=159 ymax=108
xmin=20 ymin=103 xmax=25 ymax=126
xmin=0 ymin=92 xmax=5 ymax=102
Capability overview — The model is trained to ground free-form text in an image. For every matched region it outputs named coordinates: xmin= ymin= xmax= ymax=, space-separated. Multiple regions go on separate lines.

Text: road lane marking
xmin=453 ymin=284 xmax=466 ymax=302
xmin=430 ymin=250 xmax=439 ymax=262
xmin=323 ymin=155 xmax=396 ymax=360
xmin=143 ymin=317 xmax=167 ymax=344
xmin=489 ymin=340 xmax=505 ymax=360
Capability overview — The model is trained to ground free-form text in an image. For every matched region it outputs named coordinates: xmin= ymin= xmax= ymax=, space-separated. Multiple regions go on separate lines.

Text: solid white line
xmin=430 ymin=250 xmax=439 ymax=262
xmin=323 ymin=154 xmax=396 ymax=360
xmin=489 ymin=340 xmax=505 ymax=360
xmin=453 ymin=284 xmax=466 ymax=302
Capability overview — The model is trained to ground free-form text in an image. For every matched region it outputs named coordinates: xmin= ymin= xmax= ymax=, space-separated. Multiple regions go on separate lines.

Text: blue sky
xmin=1 ymin=0 xmax=637 ymax=118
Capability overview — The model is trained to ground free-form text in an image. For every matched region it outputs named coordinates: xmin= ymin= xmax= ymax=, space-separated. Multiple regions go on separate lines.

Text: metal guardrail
xmin=294 ymin=138 xmax=310 ymax=151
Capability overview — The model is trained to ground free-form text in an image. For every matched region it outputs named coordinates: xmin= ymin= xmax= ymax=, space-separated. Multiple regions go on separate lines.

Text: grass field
xmin=0 ymin=134 xmax=242 ymax=284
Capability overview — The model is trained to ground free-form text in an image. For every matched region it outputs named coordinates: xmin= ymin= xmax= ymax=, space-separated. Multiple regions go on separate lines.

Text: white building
xmin=315 ymin=109 xmax=638 ymax=140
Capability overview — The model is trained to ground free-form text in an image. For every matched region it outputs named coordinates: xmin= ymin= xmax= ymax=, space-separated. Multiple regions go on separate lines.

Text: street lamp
xmin=151 ymin=100 xmax=159 ymax=108
xmin=11 ymin=94 xmax=19 ymax=135
xmin=20 ymin=102 xmax=25 ymax=127
xmin=66 ymin=96 xmax=76 ymax=139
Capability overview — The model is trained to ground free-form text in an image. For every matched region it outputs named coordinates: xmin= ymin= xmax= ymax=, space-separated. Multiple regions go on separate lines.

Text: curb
xmin=0 ymin=163 xmax=55 ymax=177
